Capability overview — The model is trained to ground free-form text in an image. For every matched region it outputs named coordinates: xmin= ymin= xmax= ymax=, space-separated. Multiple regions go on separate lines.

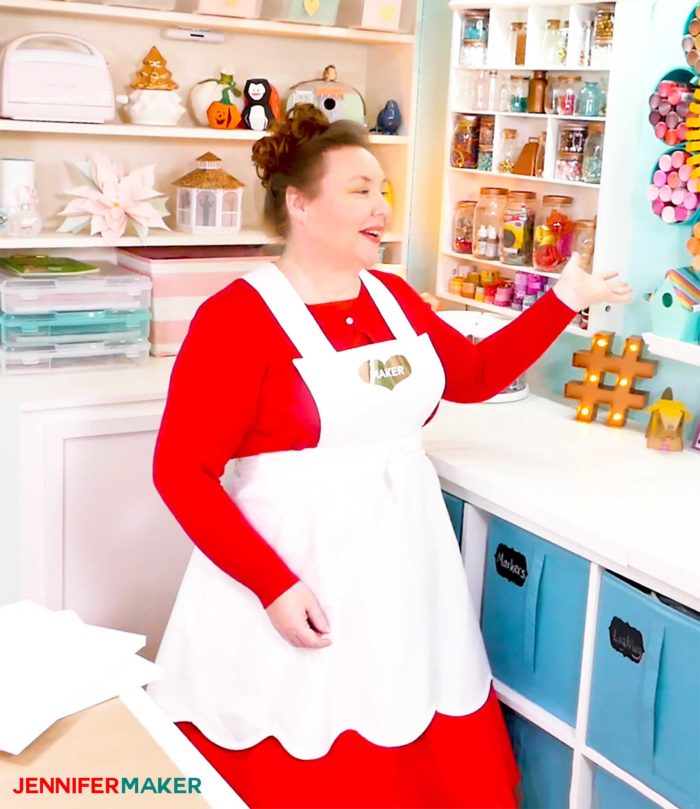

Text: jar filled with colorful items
xmin=648 ymin=148 xmax=699 ymax=223
xmin=498 ymin=128 xmax=519 ymax=173
xmin=451 ymin=115 xmax=480 ymax=169
xmin=473 ymin=187 xmax=508 ymax=260
xmin=453 ymin=200 xmax=477 ymax=253
xmin=557 ymin=75 xmax=580 ymax=115
xmin=533 ymin=195 xmax=575 ymax=271
xmin=460 ymin=11 xmax=489 ymax=67
xmin=649 ymin=78 xmax=693 ymax=145
xmin=478 ymin=117 xmax=495 ymax=170
xmin=573 ymin=218 xmax=596 ymax=271
xmin=582 ymin=123 xmax=604 ymax=184
xmin=500 ymin=190 xmax=537 ymax=267
xmin=591 ymin=3 xmax=614 ymax=68
xmin=509 ymin=76 xmax=529 ymax=112
xmin=555 ymin=123 xmax=587 ymax=181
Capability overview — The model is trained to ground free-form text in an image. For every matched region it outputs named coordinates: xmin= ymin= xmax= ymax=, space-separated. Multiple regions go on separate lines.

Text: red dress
xmin=154 ymin=271 xmax=575 ymax=809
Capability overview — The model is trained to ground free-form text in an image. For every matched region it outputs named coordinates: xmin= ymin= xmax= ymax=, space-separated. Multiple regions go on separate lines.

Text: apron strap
xmin=359 ymin=270 xmax=418 ymax=341
xmin=242 ymin=263 xmax=336 ymax=358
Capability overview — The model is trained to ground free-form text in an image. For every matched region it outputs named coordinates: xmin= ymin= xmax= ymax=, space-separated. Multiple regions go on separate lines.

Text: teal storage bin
xmin=273 ymin=0 xmax=340 ymax=25
xmin=502 ymin=706 xmax=573 ymax=808
xmin=480 ymin=516 xmax=589 ymax=725
xmin=0 ymin=310 xmax=151 ymax=346
xmin=592 ymin=767 xmax=659 ymax=809
xmin=587 ymin=572 xmax=700 ymax=808
xmin=441 ymin=491 xmax=464 ymax=548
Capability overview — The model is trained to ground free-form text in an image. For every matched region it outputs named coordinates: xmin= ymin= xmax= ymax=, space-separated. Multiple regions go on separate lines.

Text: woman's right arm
xmin=152 ymin=285 xmax=300 ymax=610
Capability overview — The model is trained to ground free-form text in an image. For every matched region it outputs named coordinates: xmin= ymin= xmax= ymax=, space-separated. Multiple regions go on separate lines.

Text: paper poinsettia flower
xmin=57 ymin=155 xmax=170 ymax=245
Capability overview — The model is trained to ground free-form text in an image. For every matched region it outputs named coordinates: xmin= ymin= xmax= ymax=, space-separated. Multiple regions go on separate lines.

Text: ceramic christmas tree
xmin=117 ymin=46 xmax=185 ymax=126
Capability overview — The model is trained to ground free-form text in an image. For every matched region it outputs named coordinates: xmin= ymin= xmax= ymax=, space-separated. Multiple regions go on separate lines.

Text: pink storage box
xmin=195 ymin=0 xmax=262 ymax=16
xmin=117 ymin=245 xmax=279 ymax=356
xmin=340 ymin=0 xmax=403 ymax=32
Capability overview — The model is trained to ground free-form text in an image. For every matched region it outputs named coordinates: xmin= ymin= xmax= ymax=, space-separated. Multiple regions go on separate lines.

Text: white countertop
xmin=423 ymin=395 xmax=700 ymax=609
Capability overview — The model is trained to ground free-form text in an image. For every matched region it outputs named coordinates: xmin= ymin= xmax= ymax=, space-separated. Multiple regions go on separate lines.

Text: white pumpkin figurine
xmin=189 ymin=66 xmax=244 ymax=127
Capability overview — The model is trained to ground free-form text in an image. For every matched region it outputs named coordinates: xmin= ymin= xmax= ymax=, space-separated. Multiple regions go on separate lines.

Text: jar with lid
xmin=509 ymin=21 xmax=527 ymax=65
xmin=487 ymin=70 xmax=499 ymax=110
xmin=558 ymin=21 xmax=569 ymax=64
xmin=498 ymin=128 xmax=518 ymax=173
xmin=582 ymin=123 xmax=604 ymax=183
xmin=556 ymin=75 xmax=580 ymax=115
xmin=453 ymin=200 xmax=477 ymax=254
xmin=528 ymin=70 xmax=548 ymax=113
xmin=473 ymin=187 xmax=508 ymax=260
xmin=577 ymin=80 xmax=603 ymax=117
xmin=509 ymin=75 xmax=529 ymax=112
xmin=556 ymin=123 xmax=587 ymax=181
xmin=448 ymin=265 xmax=468 ymax=295
xmin=579 ymin=20 xmax=593 ymax=67
xmin=477 ymin=117 xmax=495 ymax=170
xmin=533 ymin=195 xmax=575 ymax=271
xmin=451 ymin=115 xmax=480 ymax=169
xmin=591 ymin=3 xmax=614 ymax=68
xmin=543 ymin=19 xmax=563 ymax=65
xmin=472 ymin=70 xmax=490 ymax=111
xmin=545 ymin=75 xmax=561 ymax=114
xmin=500 ymin=190 xmax=537 ymax=266
xmin=573 ymin=218 xmax=596 ymax=270
xmin=460 ymin=11 xmax=489 ymax=67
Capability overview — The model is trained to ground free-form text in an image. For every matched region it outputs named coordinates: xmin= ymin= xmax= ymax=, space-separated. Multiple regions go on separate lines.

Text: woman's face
xmin=289 ymin=146 xmax=392 ymax=270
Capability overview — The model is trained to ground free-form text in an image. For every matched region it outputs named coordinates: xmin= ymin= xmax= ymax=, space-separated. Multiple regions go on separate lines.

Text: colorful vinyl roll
xmin=648 ymin=148 xmax=698 ymax=223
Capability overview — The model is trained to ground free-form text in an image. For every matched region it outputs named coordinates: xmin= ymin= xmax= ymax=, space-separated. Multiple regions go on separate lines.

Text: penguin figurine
xmin=375 ymin=100 xmax=402 ymax=135
xmin=242 ymin=79 xmax=275 ymax=131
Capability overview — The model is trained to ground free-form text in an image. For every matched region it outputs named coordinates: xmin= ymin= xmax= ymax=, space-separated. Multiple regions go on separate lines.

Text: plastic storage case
xmin=0 ymin=264 xmax=152 ymax=315
xmin=0 ymin=341 xmax=150 ymax=374
xmin=480 ymin=516 xmax=589 ymax=725
xmin=592 ymin=767 xmax=659 ymax=809
xmin=267 ymin=0 xmax=340 ymax=26
xmin=502 ymin=707 xmax=573 ymax=809
xmin=587 ymin=572 xmax=700 ymax=808
xmin=0 ymin=310 xmax=151 ymax=346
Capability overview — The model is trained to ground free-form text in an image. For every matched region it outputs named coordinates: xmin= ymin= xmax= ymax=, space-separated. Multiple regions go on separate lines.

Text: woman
xmin=148 ymin=104 xmax=632 ymax=808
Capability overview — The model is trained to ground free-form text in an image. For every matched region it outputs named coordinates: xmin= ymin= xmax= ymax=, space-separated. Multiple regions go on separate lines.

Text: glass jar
xmin=591 ymin=3 xmax=614 ymax=68
xmin=556 ymin=123 xmax=587 ymax=181
xmin=582 ymin=122 xmax=604 ymax=183
xmin=509 ymin=21 xmax=527 ymax=66
xmin=509 ymin=75 xmax=529 ymax=113
xmin=573 ymin=218 xmax=596 ymax=271
xmin=533 ymin=194 xmax=575 ymax=271
xmin=577 ymin=80 xmax=603 ymax=117
xmin=556 ymin=75 xmax=580 ymax=115
xmin=545 ymin=75 xmax=561 ymax=114
xmin=477 ymin=117 xmax=495 ymax=171
xmin=543 ymin=19 xmax=563 ymax=65
xmin=473 ymin=187 xmax=508 ymax=260
xmin=528 ymin=70 xmax=548 ymax=114
xmin=461 ymin=11 xmax=489 ymax=67
xmin=450 ymin=114 xmax=480 ymax=169
xmin=453 ymin=200 xmax=477 ymax=253
xmin=487 ymin=70 xmax=499 ymax=110
xmin=500 ymin=190 xmax=537 ymax=266
xmin=579 ymin=20 xmax=593 ymax=67
xmin=558 ymin=21 xmax=569 ymax=64
xmin=472 ymin=70 xmax=489 ymax=111
xmin=498 ymin=128 xmax=518 ymax=173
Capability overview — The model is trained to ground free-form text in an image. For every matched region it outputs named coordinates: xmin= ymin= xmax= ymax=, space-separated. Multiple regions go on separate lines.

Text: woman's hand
xmin=553 ymin=252 xmax=634 ymax=312
xmin=265 ymin=581 xmax=332 ymax=649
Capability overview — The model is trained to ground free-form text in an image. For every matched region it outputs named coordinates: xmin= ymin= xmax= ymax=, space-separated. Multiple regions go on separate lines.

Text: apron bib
xmin=148 ymin=264 xmax=492 ymax=761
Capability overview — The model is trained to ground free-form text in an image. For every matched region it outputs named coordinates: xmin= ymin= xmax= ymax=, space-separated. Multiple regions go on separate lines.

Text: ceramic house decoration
xmin=173 ymin=152 xmax=244 ymax=234
xmin=646 ymin=387 xmax=693 ymax=452
xmin=645 ymin=266 xmax=700 ymax=343
xmin=286 ymin=65 xmax=366 ymax=125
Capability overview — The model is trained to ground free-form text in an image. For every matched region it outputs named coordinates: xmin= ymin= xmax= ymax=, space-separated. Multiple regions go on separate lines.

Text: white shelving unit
xmin=0 ymin=0 xmax=419 ymax=266
xmin=436 ymin=0 xmax=642 ymax=337
xmin=642 ymin=332 xmax=700 ymax=367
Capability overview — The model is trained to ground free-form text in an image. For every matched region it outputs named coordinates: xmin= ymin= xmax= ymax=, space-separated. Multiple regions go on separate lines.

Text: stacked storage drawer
xmin=0 ymin=265 xmax=152 ymax=374
xmin=588 ymin=572 xmax=700 ymax=808
xmin=480 ymin=516 xmax=590 ymax=726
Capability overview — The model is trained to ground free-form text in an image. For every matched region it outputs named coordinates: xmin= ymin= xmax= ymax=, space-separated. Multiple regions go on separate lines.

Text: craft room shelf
xmin=641 ymin=332 xmax=700 ymax=367
xmin=442 ymin=249 xmax=563 ymax=278
xmin=448 ymin=166 xmax=601 ymax=190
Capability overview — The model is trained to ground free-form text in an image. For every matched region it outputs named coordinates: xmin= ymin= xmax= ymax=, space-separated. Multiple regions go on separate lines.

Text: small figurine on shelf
xmin=189 ymin=67 xmax=243 ymax=127
xmin=373 ymin=100 xmax=402 ymax=135
xmin=646 ymin=387 xmax=693 ymax=452
xmin=286 ymin=65 xmax=366 ymax=125
xmin=173 ymin=152 xmax=245 ymax=234
xmin=241 ymin=79 xmax=280 ymax=131
xmin=645 ymin=266 xmax=700 ymax=344
xmin=116 ymin=46 xmax=186 ymax=126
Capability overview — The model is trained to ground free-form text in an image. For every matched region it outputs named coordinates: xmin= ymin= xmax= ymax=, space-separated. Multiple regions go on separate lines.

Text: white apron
xmin=148 ymin=263 xmax=492 ymax=761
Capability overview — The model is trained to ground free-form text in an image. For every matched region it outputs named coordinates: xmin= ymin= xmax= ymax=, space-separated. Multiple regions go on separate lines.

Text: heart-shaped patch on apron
xmin=359 ymin=355 xmax=412 ymax=390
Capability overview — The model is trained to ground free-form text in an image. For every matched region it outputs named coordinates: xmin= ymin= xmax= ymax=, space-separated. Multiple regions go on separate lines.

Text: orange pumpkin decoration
xmin=207 ymin=100 xmax=241 ymax=130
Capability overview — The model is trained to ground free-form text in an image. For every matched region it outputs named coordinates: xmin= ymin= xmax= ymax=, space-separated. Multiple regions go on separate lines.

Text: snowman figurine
xmin=242 ymin=79 xmax=276 ymax=131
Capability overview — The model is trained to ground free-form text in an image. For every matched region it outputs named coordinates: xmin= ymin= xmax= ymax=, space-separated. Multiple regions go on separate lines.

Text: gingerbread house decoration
xmin=173 ymin=152 xmax=245 ymax=233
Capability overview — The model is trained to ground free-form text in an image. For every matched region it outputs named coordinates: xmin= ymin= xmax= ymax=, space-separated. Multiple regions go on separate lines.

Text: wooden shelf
xmin=0 ymin=0 xmax=414 ymax=45
xmin=0 ymin=119 xmax=409 ymax=145
xmin=448 ymin=167 xmax=601 ymax=191
xmin=437 ymin=289 xmax=590 ymax=337
xmin=442 ymin=250 xmax=563 ymax=279
xmin=642 ymin=332 xmax=700 ymax=367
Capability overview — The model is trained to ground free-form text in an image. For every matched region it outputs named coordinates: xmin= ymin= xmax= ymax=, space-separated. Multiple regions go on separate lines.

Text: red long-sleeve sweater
xmin=153 ymin=269 xmax=575 ymax=609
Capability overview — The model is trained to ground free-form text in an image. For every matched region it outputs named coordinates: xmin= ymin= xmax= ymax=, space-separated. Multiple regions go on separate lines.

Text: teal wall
xmin=410 ymin=0 xmax=700 ymax=434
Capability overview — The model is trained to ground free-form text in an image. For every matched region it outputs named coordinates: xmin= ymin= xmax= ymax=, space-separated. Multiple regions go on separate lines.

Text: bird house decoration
xmin=646 ymin=387 xmax=693 ymax=452
xmin=173 ymin=152 xmax=244 ymax=234
xmin=645 ymin=266 xmax=700 ymax=344
xmin=286 ymin=65 xmax=365 ymax=125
